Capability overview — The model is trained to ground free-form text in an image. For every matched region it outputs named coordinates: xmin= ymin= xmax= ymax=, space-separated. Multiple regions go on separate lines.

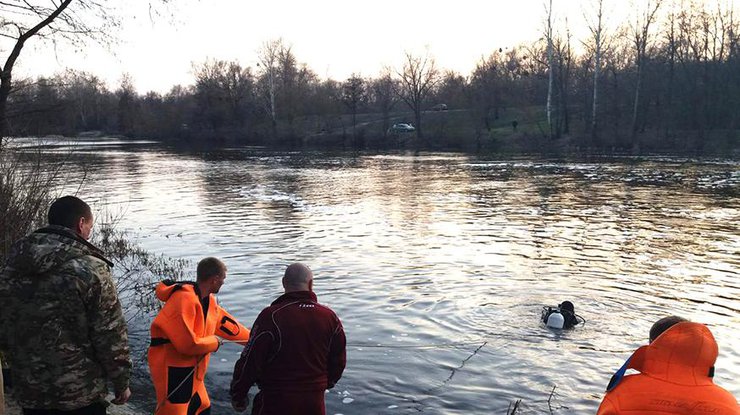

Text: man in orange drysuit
xmin=597 ymin=316 xmax=740 ymax=414
xmin=149 ymin=257 xmax=251 ymax=415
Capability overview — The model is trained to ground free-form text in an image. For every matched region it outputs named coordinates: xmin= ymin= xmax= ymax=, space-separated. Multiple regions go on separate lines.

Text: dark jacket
xmin=230 ymin=291 xmax=346 ymax=402
xmin=0 ymin=226 xmax=130 ymax=410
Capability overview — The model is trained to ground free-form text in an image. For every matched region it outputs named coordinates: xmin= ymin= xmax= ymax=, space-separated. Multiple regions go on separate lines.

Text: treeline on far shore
xmin=5 ymin=1 xmax=740 ymax=153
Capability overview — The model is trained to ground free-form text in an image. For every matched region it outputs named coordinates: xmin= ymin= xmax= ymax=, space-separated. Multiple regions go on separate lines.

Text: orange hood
xmin=628 ymin=322 xmax=718 ymax=386
xmin=155 ymin=280 xmax=198 ymax=302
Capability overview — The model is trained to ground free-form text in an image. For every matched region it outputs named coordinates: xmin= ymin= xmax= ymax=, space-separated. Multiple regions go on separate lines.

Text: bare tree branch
xmin=396 ymin=49 xmax=440 ymax=144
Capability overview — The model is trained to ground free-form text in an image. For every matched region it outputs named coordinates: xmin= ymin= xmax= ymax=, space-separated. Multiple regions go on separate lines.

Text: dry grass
xmin=93 ymin=220 xmax=190 ymax=319
xmin=0 ymin=146 xmax=63 ymax=261
xmin=1 ymin=142 xmax=185 ymax=415
xmin=1 ymin=141 xmax=188 ymax=318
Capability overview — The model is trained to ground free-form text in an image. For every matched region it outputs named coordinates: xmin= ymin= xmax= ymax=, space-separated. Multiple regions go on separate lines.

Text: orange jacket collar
xmin=155 ymin=280 xmax=200 ymax=302
xmin=628 ymin=322 xmax=717 ymax=386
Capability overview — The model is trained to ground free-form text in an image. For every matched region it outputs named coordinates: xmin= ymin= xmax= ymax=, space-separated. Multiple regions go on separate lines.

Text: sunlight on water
xmin=30 ymin=140 xmax=740 ymax=414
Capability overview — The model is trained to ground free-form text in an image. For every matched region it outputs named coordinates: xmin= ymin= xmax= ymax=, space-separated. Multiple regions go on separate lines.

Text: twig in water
xmin=547 ymin=385 xmax=557 ymax=414
xmin=409 ymin=341 xmax=489 ymax=413
xmin=507 ymin=399 xmax=521 ymax=415
xmin=440 ymin=341 xmax=487 ymax=386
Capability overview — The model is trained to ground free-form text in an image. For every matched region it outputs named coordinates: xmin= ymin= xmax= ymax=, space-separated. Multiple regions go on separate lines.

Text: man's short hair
xmin=48 ymin=196 xmax=92 ymax=229
xmin=283 ymin=263 xmax=313 ymax=289
xmin=197 ymin=257 xmax=226 ymax=282
xmin=650 ymin=315 xmax=688 ymax=342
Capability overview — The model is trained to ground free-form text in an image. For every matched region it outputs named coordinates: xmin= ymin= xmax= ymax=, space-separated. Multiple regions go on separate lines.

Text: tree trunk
xmin=351 ymin=110 xmax=357 ymax=147
xmin=591 ymin=0 xmax=604 ymax=143
xmin=268 ymin=69 xmax=277 ymax=140
xmin=631 ymin=59 xmax=643 ymax=145
xmin=630 ymin=1 xmax=662 ymax=149
xmin=592 ymin=52 xmax=601 ymax=140
xmin=382 ymin=109 xmax=390 ymax=140
xmin=0 ymin=76 xmax=10 ymax=150
xmin=666 ymin=19 xmax=676 ymax=140
xmin=414 ymin=107 xmax=423 ymax=144
xmin=546 ymin=0 xmax=554 ymax=139
xmin=0 ymin=0 xmax=74 ymax=151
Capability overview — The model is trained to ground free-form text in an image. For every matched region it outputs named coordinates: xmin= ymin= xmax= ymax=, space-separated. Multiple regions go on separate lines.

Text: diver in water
xmin=542 ymin=301 xmax=582 ymax=329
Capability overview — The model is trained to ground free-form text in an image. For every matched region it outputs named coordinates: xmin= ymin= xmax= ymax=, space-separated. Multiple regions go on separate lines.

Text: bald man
xmin=230 ymin=263 xmax=346 ymax=415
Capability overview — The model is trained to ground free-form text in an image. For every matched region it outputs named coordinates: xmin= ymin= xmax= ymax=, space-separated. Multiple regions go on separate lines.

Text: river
xmin=26 ymin=138 xmax=740 ymax=414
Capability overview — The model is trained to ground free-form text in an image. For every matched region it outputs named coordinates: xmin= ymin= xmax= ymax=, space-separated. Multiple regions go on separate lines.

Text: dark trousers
xmin=251 ymin=390 xmax=325 ymax=415
xmin=22 ymin=401 xmax=106 ymax=415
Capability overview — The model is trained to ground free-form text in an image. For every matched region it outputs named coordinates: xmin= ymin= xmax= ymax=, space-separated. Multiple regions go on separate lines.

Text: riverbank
xmin=3 ymin=394 xmax=146 ymax=415
xmin=8 ymin=106 xmax=739 ymax=155
xmin=152 ymin=109 xmax=740 ymax=155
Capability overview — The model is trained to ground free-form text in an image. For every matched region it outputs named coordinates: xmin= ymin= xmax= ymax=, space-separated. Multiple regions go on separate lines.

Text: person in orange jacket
xmin=148 ymin=257 xmax=251 ymax=415
xmin=597 ymin=316 xmax=740 ymax=415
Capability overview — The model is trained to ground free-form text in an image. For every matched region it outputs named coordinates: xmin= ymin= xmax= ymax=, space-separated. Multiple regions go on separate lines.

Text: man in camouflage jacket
xmin=0 ymin=196 xmax=131 ymax=414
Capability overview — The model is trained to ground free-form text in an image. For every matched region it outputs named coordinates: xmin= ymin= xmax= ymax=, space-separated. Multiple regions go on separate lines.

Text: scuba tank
xmin=546 ymin=310 xmax=565 ymax=329
xmin=541 ymin=303 xmax=585 ymax=329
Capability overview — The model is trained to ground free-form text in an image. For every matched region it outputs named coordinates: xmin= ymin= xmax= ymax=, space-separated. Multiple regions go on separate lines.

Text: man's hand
xmin=231 ymin=398 xmax=248 ymax=412
xmin=111 ymin=387 xmax=131 ymax=405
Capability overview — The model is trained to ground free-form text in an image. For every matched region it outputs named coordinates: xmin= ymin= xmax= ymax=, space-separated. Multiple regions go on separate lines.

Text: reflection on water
xmin=32 ymin=139 xmax=740 ymax=414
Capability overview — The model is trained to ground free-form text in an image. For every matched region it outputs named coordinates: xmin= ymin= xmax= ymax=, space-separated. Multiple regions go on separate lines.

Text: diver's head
xmin=559 ymin=301 xmax=574 ymax=313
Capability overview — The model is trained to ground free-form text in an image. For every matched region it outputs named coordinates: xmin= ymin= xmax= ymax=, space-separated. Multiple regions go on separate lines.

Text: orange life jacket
xmin=148 ymin=281 xmax=250 ymax=415
xmin=597 ymin=322 xmax=740 ymax=414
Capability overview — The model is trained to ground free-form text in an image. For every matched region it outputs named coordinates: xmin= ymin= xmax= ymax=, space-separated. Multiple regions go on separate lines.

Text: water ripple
xmin=30 ymin=141 xmax=740 ymax=414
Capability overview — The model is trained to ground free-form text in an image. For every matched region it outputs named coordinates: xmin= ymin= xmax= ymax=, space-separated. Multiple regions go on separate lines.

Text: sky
xmin=11 ymin=0 xmax=643 ymax=93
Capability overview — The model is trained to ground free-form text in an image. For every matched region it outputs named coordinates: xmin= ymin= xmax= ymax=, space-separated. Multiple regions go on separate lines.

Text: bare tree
xmin=585 ymin=0 xmax=607 ymax=141
xmin=630 ymin=0 xmax=663 ymax=146
xmin=469 ymin=50 xmax=504 ymax=133
xmin=0 ymin=0 xmax=170 ymax=150
xmin=193 ymin=59 xmax=254 ymax=135
xmin=60 ymin=69 xmax=109 ymax=131
xmin=257 ymin=38 xmax=285 ymax=139
xmin=277 ymin=47 xmax=317 ymax=136
xmin=341 ymin=74 xmax=367 ymax=144
xmin=545 ymin=0 xmax=555 ymax=138
xmin=662 ymin=1 xmax=679 ymax=138
xmin=541 ymin=1 xmax=577 ymax=140
xmin=256 ymin=38 xmax=317 ymax=141
xmin=116 ymin=73 xmax=137 ymax=136
xmin=554 ymin=22 xmax=574 ymax=136
xmin=396 ymin=50 xmax=441 ymax=143
xmin=370 ymin=69 xmax=399 ymax=139
xmin=601 ymin=32 xmax=631 ymax=141
xmin=1 ymin=0 xmax=70 ymax=148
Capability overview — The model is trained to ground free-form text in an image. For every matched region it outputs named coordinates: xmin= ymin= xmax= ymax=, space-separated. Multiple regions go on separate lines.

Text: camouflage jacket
xmin=0 ymin=225 xmax=131 ymax=410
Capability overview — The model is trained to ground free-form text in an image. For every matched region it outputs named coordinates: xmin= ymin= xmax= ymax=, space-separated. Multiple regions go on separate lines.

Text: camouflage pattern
xmin=0 ymin=225 xmax=131 ymax=410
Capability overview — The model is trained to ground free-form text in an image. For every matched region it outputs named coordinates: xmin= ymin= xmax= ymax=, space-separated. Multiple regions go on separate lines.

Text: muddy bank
xmin=3 ymin=394 xmax=147 ymax=415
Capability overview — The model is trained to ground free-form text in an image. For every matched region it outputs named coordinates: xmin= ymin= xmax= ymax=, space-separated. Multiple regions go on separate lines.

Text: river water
xmin=28 ymin=139 xmax=740 ymax=414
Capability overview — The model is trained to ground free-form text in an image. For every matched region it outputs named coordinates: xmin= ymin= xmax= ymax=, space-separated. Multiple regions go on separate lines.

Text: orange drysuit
xmin=148 ymin=281 xmax=250 ymax=415
xmin=597 ymin=322 xmax=740 ymax=415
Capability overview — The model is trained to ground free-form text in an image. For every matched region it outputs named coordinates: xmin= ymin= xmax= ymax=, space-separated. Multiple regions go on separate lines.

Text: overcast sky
xmin=13 ymin=0 xmax=646 ymax=93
